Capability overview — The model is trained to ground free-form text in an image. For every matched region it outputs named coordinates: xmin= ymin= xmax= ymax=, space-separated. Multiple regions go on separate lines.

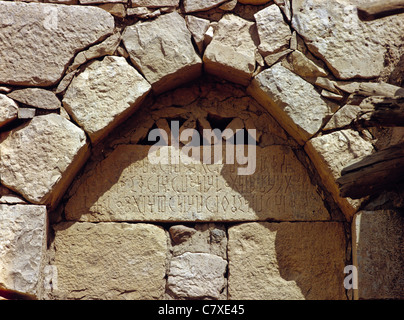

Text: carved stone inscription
xmin=65 ymin=145 xmax=330 ymax=222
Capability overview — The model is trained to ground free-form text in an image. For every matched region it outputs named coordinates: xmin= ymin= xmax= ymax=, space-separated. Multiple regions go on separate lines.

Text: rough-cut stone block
xmin=228 ymin=222 xmax=347 ymax=299
xmin=0 ymin=2 xmax=114 ymax=86
xmin=304 ymin=130 xmax=374 ymax=219
xmin=17 ymin=108 xmax=36 ymax=119
xmin=185 ymin=15 xmax=210 ymax=54
xmin=51 ymin=222 xmax=167 ymax=300
xmin=324 ymin=105 xmax=361 ymax=131
xmin=204 ymin=14 xmax=257 ymax=86
xmin=167 ymin=252 xmax=227 ymax=299
xmin=126 ymin=6 xmax=161 ymax=18
xmin=131 ymin=0 xmax=179 ymax=6
xmin=284 ymin=50 xmax=328 ymax=79
xmin=98 ymin=3 xmax=126 ymax=18
xmin=248 ymin=63 xmax=336 ymax=144
xmin=220 ymin=0 xmax=237 ymax=11
xmin=353 ymin=210 xmax=404 ymax=300
xmin=7 ymin=88 xmax=61 ymax=110
xmin=0 ymin=114 xmax=89 ymax=208
xmin=291 ymin=0 xmax=404 ymax=79
xmin=274 ymin=0 xmax=291 ymax=21
xmin=63 ymin=56 xmax=151 ymax=144
xmin=122 ymin=12 xmax=202 ymax=94
xmin=184 ymin=0 xmax=227 ymax=12
xmin=0 ymin=204 xmax=47 ymax=297
xmin=0 ymin=94 xmax=18 ymax=128
xmin=170 ymin=224 xmax=227 ymax=259
xmin=254 ymin=4 xmax=291 ymax=56
xmin=65 ymin=145 xmax=329 ymax=222
xmin=169 ymin=225 xmax=197 ymax=245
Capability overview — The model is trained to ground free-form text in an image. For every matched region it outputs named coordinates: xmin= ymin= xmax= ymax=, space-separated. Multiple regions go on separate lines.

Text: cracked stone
xmin=204 ymin=14 xmax=257 ymax=86
xmin=0 ymin=1 xmax=114 ymax=86
xmin=167 ymin=252 xmax=227 ymax=299
xmin=122 ymin=12 xmax=202 ymax=94
xmin=0 ymin=204 xmax=47 ymax=297
xmin=63 ymin=56 xmax=151 ymax=144
xmin=0 ymin=114 xmax=89 ymax=208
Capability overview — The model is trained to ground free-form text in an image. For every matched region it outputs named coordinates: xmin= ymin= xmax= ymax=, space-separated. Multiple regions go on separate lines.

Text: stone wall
xmin=0 ymin=0 xmax=403 ymax=300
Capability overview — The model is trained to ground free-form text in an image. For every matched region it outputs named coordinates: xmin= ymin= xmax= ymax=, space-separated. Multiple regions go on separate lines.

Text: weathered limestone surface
xmin=274 ymin=0 xmax=292 ymax=20
xmin=0 ymin=94 xmax=18 ymax=128
xmin=228 ymin=222 xmax=347 ymax=300
xmin=17 ymin=108 xmax=36 ymax=120
xmin=204 ymin=14 xmax=257 ymax=86
xmin=167 ymin=252 xmax=227 ymax=299
xmin=99 ymin=3 xmax=127 ymax=18
xmin=7 ymin=88 xmax=61 ymax=110
xmin=220 ymin=0 xmax=237 ymax=11
xmin=254 ymin=4 xmax=291 ymax=56
xmin=291 ymin=0 xmax=404 ymax=79
xmin=65 ymin=144 xmax=329 ymax=222
xmin=305 ymin=130 xmax=374 ymax=219
xmin=248 ymin=63 xmax=336 ymax=144
xmin=127 ymin=6 xmax=161 ymax=18
xmin=0 ymin=114 xmax=89 ymax=208
xmin=63 ymin=56 xmax=151 ymax=144
xmin=166 ymin=223 xmax=228 ymax=299
xmin=185 ymin=15 xmax=210 ymax=53
xmin=169 ymin=224 xmax=227 ymax=259
xmin=0 ymin=1 xmax=114 ymax=86
xmin=0 ymin=204 xmax=47 ymax=297
xmin=122 ymin=12 xmax=202 ymax=94
xmin=324 ymin=105 xmax=361 ymax=131
xmin=0 ymin=186 xmax=26 ymax=205
xmin=184 ymin=0 xmax=227 ymax=12
xmin=131 ymin=0 xmax=179 ymax=6
xmin=284 ymin=50 xmax=328 ymax=79
xmin=353 ymin=210 xmax=404 ymax=300
xmin=51 ymin=222 xmax=167 ymax=299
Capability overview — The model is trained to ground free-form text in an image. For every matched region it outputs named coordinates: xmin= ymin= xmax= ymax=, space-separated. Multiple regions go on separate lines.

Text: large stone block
xmin=0 ymin=114 xmax=89 ymax=208
xmin=167 ymin=252 xmax=227 ymax=299
xmin=291 ymin=0 xmax=404 ymax=79
xmin=63 ymin=56 xmax=151 ymax=144
xmin=203 ymin=14 xmax=257 ymax=86
xmin=0 ymin=204 xmax=47 ymax=297
xmin=0 ymin=2 xmax=114 ymax=86
xmin=227 ymin=222 xmax=347 ymax=299
xmin=51 ymin=222 xmax=167 ymax=300
xmin=254 ymin=4 xmax=291 ymax=56
xmin=7 ymin=88 xmax=61 ymax=110
xmin=248 ymin=63 xmax=336 ymax=144
xmin=65 ymin=144 xmax=329 ymax=222
xmin=304 ymin=130 xmax=374 ymax=219
xmin=353 ymin=210 xmax=404 ymax=300
xmin=122 ymin=12 xmax=202 ymax=94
